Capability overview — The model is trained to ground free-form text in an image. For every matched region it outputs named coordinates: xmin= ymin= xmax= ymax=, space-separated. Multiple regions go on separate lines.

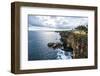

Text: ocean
xmin=28 ymin=31 xmax=72 ymax=60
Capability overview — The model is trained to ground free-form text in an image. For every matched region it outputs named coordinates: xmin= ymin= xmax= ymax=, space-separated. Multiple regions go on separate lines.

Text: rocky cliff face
xmin=59 ymin=31 xmax=88 ymax=59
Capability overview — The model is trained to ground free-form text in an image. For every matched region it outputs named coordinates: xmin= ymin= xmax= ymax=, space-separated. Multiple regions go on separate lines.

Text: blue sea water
xmin=28 ymin=31 xmax=72 ymax=60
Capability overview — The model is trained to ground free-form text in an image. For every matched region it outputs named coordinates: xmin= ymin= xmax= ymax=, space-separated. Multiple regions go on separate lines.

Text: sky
xmin=28 ymin=15 xmax=88 ymax=31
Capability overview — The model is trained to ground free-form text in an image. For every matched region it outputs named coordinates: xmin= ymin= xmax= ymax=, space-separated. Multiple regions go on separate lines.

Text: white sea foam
xmin=56 ymin=48 xmax=72 ymax=60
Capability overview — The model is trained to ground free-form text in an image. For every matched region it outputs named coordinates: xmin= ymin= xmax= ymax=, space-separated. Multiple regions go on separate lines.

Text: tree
xmin=75 ymin=25 xmax=88 ymax=34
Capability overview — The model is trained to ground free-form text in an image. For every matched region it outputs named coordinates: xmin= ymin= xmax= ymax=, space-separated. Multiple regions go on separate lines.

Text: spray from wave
xmin=56 ymin=48 xmax=72 ymax=60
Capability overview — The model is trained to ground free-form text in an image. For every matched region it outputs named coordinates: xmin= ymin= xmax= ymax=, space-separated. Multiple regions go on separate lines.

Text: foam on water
xmin=56 ymin=48 xmax=72 ymax=60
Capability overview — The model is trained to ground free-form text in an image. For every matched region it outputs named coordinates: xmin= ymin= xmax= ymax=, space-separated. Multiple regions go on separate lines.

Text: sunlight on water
xmin=28 ymin=31 xmax=72 ymax=60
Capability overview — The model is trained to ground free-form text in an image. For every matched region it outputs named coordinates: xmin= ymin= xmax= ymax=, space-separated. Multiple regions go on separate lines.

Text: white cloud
xmin=28 ymin=15 xmax=88 ymax=29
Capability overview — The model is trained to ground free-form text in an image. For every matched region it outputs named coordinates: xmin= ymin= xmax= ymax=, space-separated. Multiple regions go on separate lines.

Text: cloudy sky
xmin=28 ymin=15 xmax=88 ymax=31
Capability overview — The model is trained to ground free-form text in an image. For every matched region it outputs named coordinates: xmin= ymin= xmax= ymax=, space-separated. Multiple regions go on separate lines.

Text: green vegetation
xmin=75 ymin=25 xmax=88 ymax=34
xmin=59 ymin=25 xmax=88 ymax=59
xmin=47 ymin=25 xmax=88 ymax=59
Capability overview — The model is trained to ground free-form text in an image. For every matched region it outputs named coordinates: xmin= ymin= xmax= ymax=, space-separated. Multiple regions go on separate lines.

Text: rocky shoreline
xmin=48 ymin=25 xmax=88 ymax=59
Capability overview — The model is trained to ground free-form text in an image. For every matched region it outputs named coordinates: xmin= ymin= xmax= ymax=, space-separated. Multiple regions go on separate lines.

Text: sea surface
xmin=28 ymin=31 xmax=72 ymax=60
